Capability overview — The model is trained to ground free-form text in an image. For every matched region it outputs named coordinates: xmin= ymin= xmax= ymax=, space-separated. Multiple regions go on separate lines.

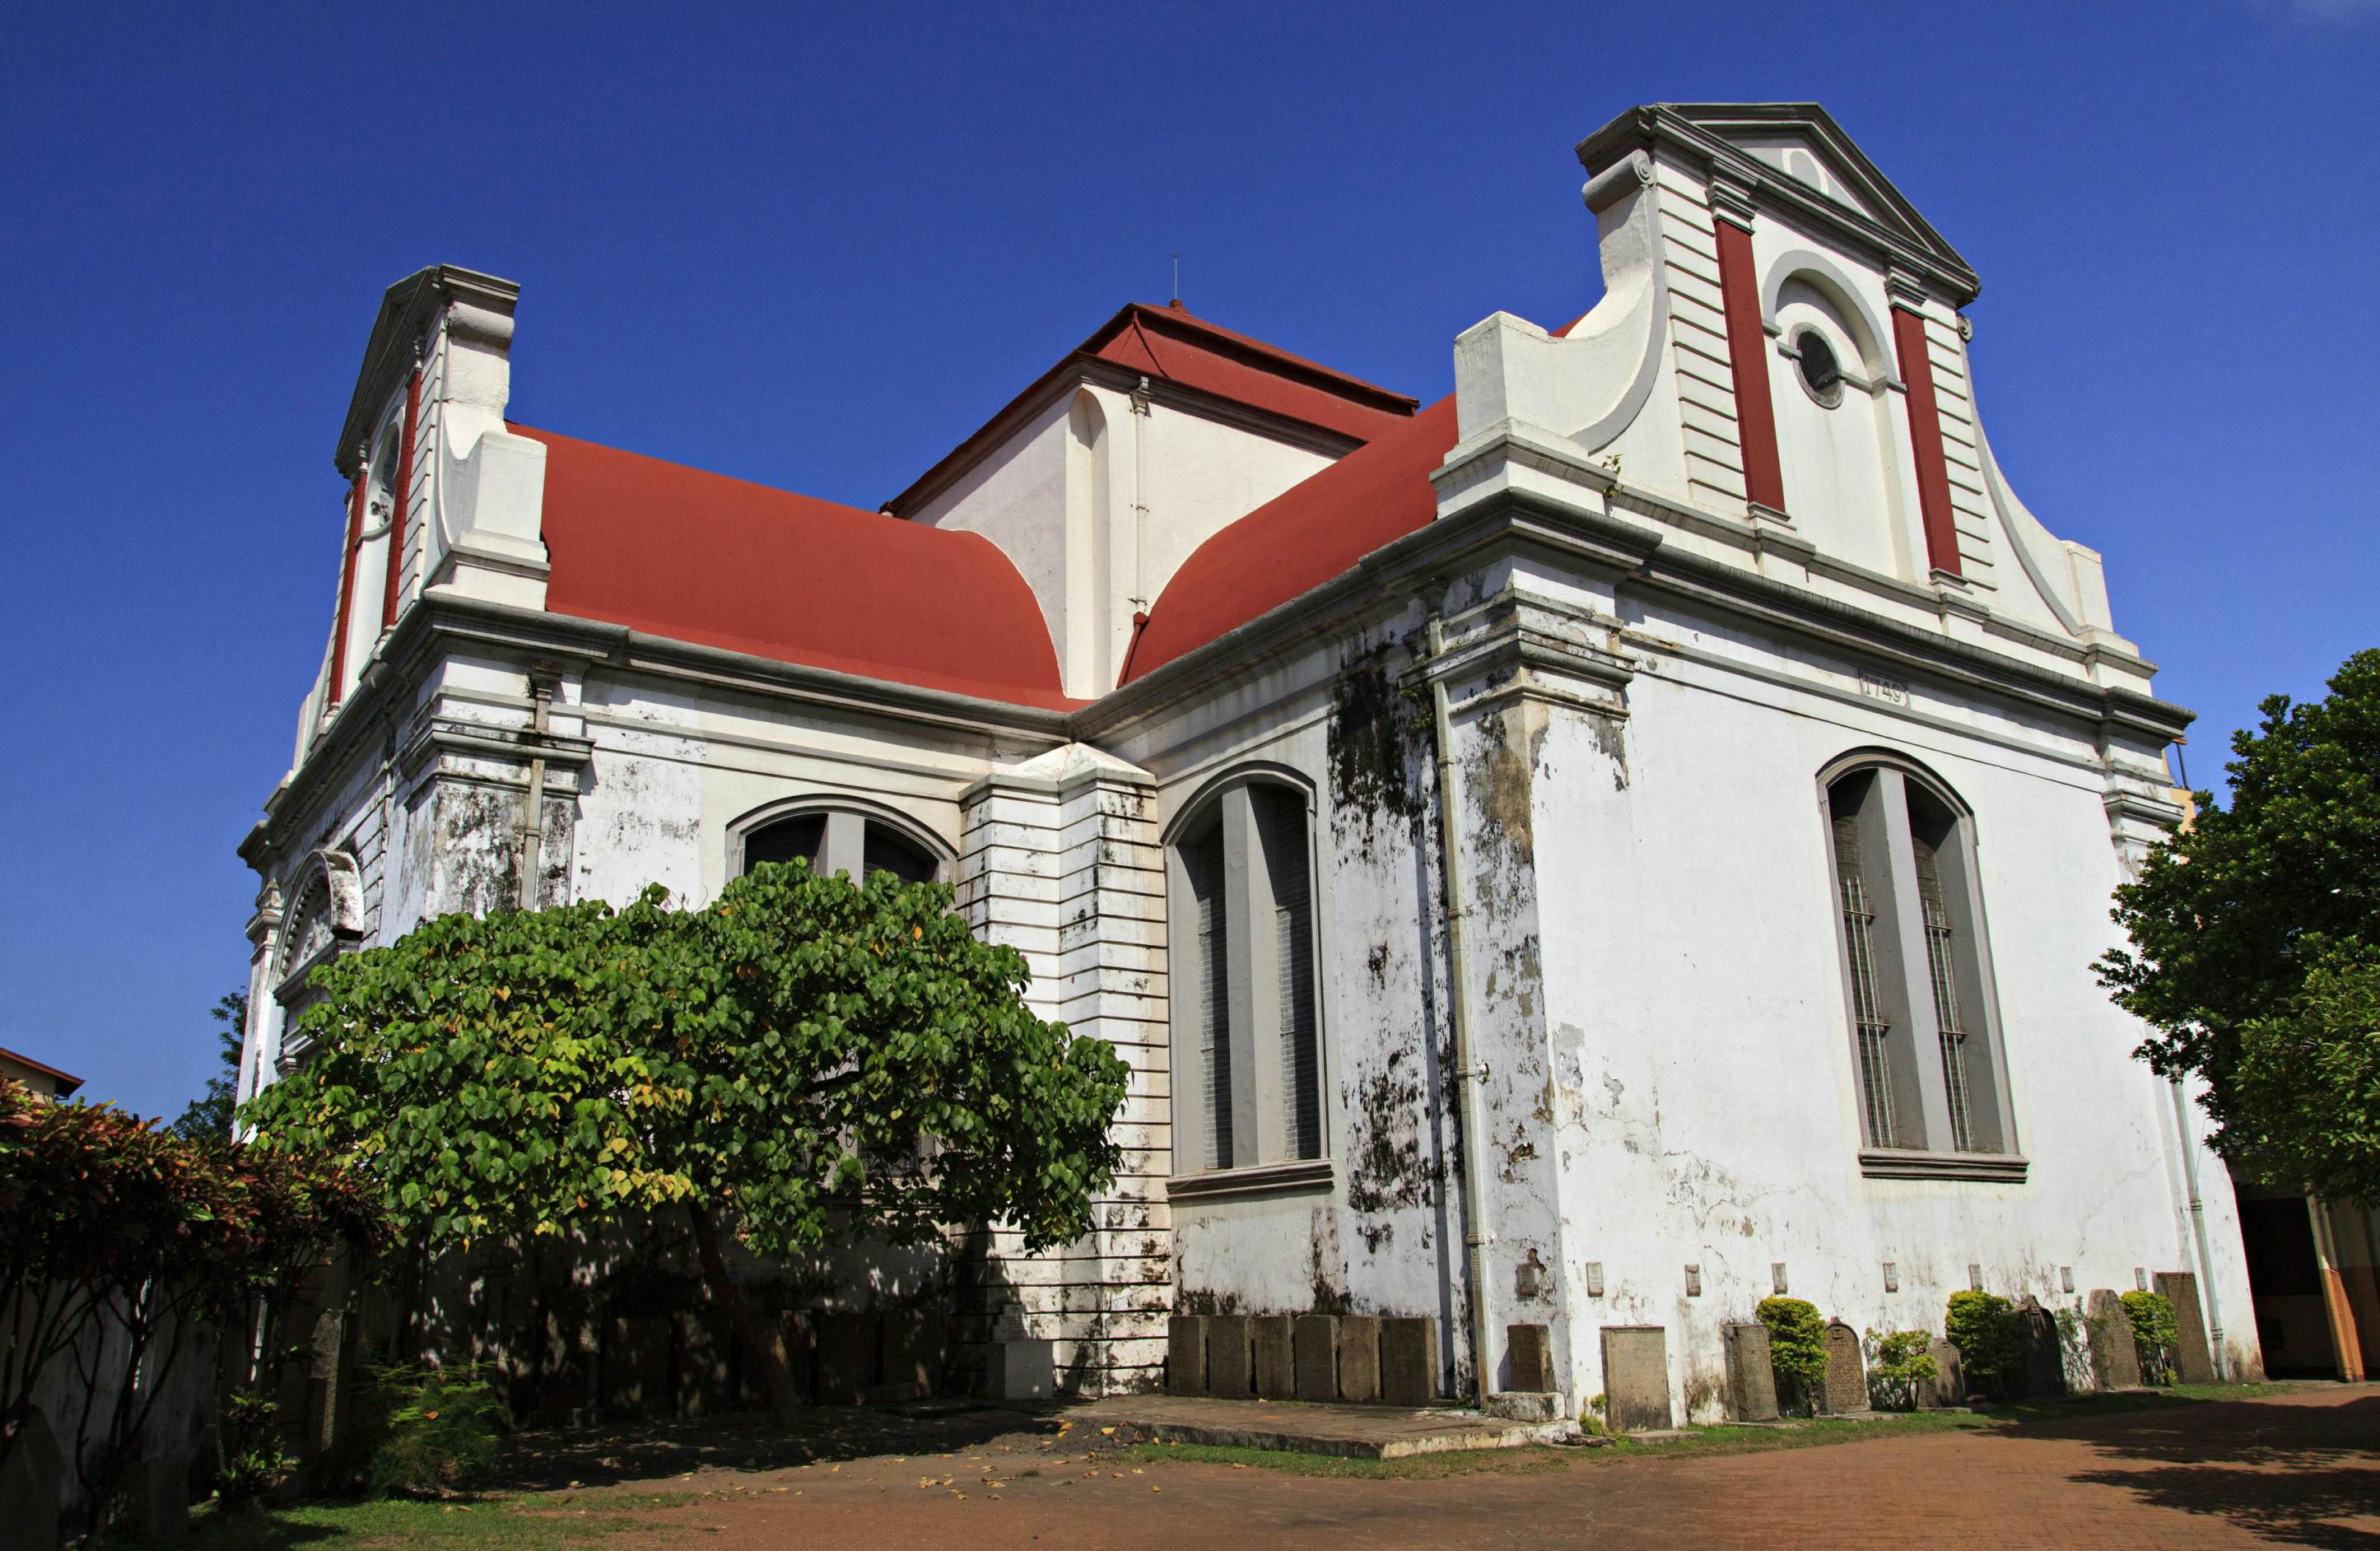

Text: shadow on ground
xmin=487 ymin=1400 xmax=1075 ymax=1491
xmin=2037 ymin=1392 xmax=2380 ymax=1549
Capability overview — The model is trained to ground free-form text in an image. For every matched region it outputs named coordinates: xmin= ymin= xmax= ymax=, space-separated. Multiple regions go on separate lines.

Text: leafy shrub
xmin=1864 ymin=1329 xmax=1939 ymax=1411
xmin=2122 ymin=1290 xmax=2180 ymax=1385
xmin=0 ymin=1078 xmax=382 ymax=1525
xmin=334 ymin=1362 xmax=510 ymax=1497
xmin=1756 ymin=1297 xmax=1827 ymax=1412
xmin=1945 ymin=1291 xmax=2019 ymax=1400
xmin=212 ymin=1392 xmax=291 ymax=1511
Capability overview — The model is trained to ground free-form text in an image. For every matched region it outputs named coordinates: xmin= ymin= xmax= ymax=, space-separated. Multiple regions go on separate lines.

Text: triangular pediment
xmin=1578 ymin=102 xmax=1980 ymax=302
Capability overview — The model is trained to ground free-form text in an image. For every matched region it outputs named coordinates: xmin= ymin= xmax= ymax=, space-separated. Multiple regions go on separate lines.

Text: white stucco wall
xmin=913 ymin=386 xmax=1334 ymax=696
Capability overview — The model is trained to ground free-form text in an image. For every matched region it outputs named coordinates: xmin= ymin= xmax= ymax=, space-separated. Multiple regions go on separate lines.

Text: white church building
xmin=236 ymin=101 xmax=2262 ymax=1418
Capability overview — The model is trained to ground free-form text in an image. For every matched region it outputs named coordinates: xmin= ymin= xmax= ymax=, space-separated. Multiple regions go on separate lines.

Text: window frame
xmin=1817 ymin=751 xmax=2025 ymax=1182
xmin=729 ymin=796 xmax=953 ymax=886
xmin=1162 ymin=766 xmax=1334 ymax=1199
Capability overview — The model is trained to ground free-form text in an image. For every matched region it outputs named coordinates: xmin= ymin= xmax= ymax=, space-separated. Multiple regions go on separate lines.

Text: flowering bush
xmin=0 ymin=1079 xmax=383 ymax=1521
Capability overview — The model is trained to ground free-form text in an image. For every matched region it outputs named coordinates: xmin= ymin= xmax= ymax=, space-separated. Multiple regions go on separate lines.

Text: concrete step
xmin=1071 ymin=1393 xmax=1578 ymax=1460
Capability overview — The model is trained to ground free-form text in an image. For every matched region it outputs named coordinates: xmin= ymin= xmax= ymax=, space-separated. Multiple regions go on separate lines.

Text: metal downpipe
xmin=1427 ymin=615 xmax=1497 ymax=1404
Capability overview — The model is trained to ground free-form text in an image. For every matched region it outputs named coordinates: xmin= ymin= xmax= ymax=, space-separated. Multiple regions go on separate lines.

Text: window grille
xmin=1259 ymin=790 xmax=1321 ymax=1160
xmin=1833 ymin=809 xmax=1896 ymax=1148
xmin=1912 ymin=833 xmax=1975 ymax=1153
xmin=742 ymin=809 xmax=945 ymax=885
xmin=1188 ymin=823 xmax=1234 ymax=1169
xmin=863 ymin=827 xmax=938 ymax=886
xmin=743 ymin=813 xmax=826 ymax=873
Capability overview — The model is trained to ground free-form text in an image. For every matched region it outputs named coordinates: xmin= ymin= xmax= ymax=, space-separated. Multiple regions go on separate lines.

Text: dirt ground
xmin=529 ymin=1384 xmax=2380 ymax=1549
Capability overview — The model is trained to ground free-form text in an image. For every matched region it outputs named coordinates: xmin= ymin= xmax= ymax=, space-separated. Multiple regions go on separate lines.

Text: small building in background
xmin=0 ymin=1046 xmax=85 ymax=1102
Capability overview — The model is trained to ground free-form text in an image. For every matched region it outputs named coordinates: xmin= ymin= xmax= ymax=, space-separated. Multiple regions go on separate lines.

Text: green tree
xmin=170 ymin=991 xmax=247 ymax=1142
xmin=240 ymin=861 xmax=1131 ymax=1419
xmin=1944 ymin=1290 xmax=2019 ymax=1400
xmin=1755 ymin=1296 xmax=1826 ymax=1411
xmin=2099 ymin=648 xmax=2380 ymax=1200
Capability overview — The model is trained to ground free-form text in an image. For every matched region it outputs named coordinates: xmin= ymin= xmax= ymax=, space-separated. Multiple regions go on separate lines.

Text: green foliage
xmin=332 ymin=1363 xmax=510 ymax=1498
xmin=1944 ymin=1291 xmax=2019 ymax=1400
xmin=1756 ymin=1297 xmax=1827 ymax=1409
xmin=172 ymin=992 xmax=249 ymax=1143
xmin=2122 ymin=1290 xmax=2181 ymax=1386
xmin=2227 ymin=948 xmax=2380 ymax=1199
xmin=1864 ymin=1329 xmax=1939 ymax=1411
xmin=213 ymin=1392 xmax=292 ymax=1511
xmin=241 ymin=862 xmax=1131 ymax=1259
xmin=2100 ymin=648 xmax=2380 ymax=1198
xmin=0 ymin=1080 xmax=381 ymax=1518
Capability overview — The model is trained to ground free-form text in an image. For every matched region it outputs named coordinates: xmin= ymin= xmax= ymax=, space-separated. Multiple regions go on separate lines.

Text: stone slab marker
xmin=2156 ymin=1272 xmax=2217 ymax=1384
xmin=1600 ymin=1326 xmax=1671 ymax=1432
xmin=1294 ymin=1315 xmax=1340 ymax=1402
xmin=881 ymin=1308 xmax=944 ymax=1398
xmin=1721 ymin=1322 xmax=1779 ymax=1421
xmin=1208 ymin=1315 xmax=1254 ymax=1400
xmin=675 ymin=1309 xmax=734 ymax=1415
xmin=1252 ymin=1316 xmax=1295 ymax=1400
xmin=1922 ymin=1339 xmax=1963 ymax=1408
xmin=606 ymin=1316 xmax=672 ymax=1414
xmin=119 ymin=1452 xmax=191 ymax=1543
xmin=2084 ymin=1289 xmax=2144 ymax=1390
xmin=1822 ymin=1321 xmax=1866 ymax=1414
xmin=1380 ymin=1316 xmax=1438 ymax=1405
xmin=2015 ymin=1298 xmax=2065 ymax=1398
xmin=0 ymin=1409 xmax=64 ymax=1551
xmin=1507 ymin=1323 xmax=1555 ymax=1394
xmin=1168 ymin=1315 xmax=1209 ymax=1396
xmin=1339 ymin=1315 xmax=1382 ymax=1403
xmin=816 ymin=1311 xmax=878 ymax=1404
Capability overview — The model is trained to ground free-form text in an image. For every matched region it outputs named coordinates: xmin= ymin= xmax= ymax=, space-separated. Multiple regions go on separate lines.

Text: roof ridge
xmin=1124 ymin=301 xmax=1415 ymax=411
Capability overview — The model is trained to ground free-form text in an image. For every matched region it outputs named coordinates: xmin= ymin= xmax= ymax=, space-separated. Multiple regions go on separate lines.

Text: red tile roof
xmin=1116 ymin=312 xmax=1602 ymax=687
xmin=887 ymin=302 xmax=1416 ymax=516
xmin=520 ymin=426 xmax=1074 ymax=710
xmin=1121 ymin=392 xmax=1461 ymax=685
xmin=1088 ymin=301 xmax=1417 ymax=442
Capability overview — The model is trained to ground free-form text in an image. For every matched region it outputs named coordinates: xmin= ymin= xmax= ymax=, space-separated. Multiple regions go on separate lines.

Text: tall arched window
xmin=1822 ymin=757 xmax=2019 ymax=1173
xmin=1169 ymin=774 xmax=1325 ymax=1173
xmin=735 ymin=801 xmax=948 ymax=886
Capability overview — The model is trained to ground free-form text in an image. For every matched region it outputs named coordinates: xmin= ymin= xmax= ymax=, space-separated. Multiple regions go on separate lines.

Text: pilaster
xmin=1407 ymin=588 xmax=1635 ymax=1403
xmin=958 ymin=743 xmax=1171 ymax=1393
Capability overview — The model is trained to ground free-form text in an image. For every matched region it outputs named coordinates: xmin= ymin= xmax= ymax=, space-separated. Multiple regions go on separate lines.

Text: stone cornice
xmin=250 ymin=589 xmax=1071 ymax=861
xmin=1407 ymin=589 xmax=1636 ymax=721
xmin=250 ymin=484 xmax=2190 ymax=871
xmin=1078 ymin=481 xmax=2189 ymax=748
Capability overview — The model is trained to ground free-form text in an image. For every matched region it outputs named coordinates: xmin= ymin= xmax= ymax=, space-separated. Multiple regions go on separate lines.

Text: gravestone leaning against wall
xmin=1822 ymin=1321 xmax=1866 ymax=1414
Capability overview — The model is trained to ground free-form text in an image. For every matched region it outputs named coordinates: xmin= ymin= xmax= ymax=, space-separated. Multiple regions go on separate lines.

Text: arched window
xmin=366 ymin=427 xmax=403 ymax=525
xmin=1822 ymin=757 xmax=2016 ymax=1170
xmin=1168 ymin=775 xmax=1325 ymax=1173
xmin=735 ymin=801 xmax=948 ymax=886
xmin=267 ymin=849 xmax=366 ymax=1080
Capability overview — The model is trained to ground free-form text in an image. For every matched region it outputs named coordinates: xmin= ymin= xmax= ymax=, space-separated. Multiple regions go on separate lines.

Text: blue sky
xmin=4 ymin=2 xmax=2374 ymax=1118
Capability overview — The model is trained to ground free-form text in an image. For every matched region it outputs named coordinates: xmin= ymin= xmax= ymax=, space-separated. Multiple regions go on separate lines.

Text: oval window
xmin=1794 ymin=329 xmax=1845 ymax=408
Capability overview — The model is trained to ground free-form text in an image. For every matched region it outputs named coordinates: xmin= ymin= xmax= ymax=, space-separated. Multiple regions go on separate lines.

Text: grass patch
xmin=180 ymin=1491 xmax=699 ymax=1550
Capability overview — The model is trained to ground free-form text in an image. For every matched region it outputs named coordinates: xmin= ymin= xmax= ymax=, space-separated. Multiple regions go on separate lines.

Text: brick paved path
xmin=622 ymin=1386 xmax=2380 ymax=1549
